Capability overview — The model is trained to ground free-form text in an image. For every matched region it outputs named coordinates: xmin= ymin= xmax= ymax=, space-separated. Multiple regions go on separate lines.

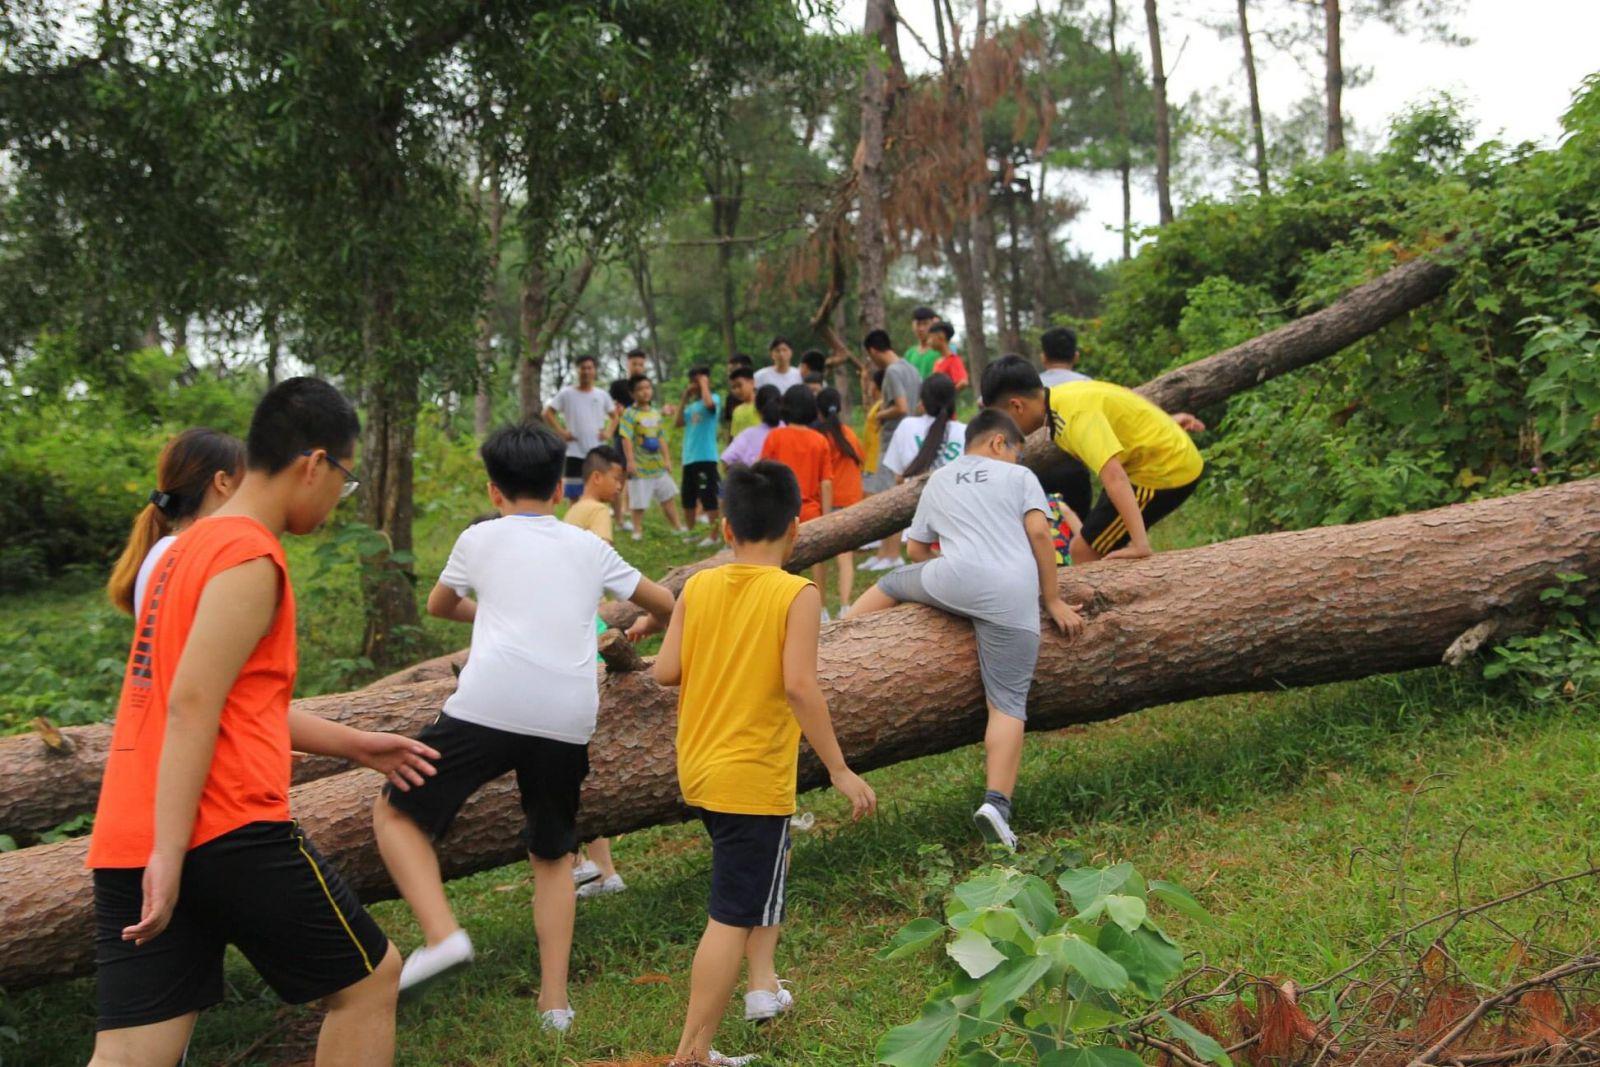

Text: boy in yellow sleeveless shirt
xmin=650 ymin=461 xmax=877 ymax=1066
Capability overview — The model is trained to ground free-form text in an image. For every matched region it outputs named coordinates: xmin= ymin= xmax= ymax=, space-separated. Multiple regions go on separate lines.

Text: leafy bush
xmin=1483 ymin=574 xmax=1600 ymax=705
xmin=876 ymin=852 xmax=1221 ymax=1066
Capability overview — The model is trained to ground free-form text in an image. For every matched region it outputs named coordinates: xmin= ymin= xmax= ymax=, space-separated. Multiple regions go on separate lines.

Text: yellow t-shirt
xmin=1049 ymin=381 xmax=1203 ymax=489
xmin=564 ymin=497 xmax=614 ymax=543
xmin=730 ymin=401 xmax=762 ymax=439
xmin=676 ymin=563 xmax=813 ymax=816
xmin=861 ymin=401 xmax=882 ymax=475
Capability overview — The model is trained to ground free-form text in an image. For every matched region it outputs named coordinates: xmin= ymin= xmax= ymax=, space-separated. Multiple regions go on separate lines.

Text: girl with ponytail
xmin=107 ymin=428 xmax=247 ymax=615
xmin=885 ymin=372 xmax=965 ymax=481
xmin=814 ymin=387 xmax=866 ymax=609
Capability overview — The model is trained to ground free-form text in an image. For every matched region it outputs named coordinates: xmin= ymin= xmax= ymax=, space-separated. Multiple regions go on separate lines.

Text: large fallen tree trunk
xmin=3 ymin=477 xmax=1593 ymax=988
xmin=0 ymin=247 xmax=1463 ymax=839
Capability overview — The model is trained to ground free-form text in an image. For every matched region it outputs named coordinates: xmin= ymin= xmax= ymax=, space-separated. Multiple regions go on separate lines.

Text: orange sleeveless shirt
xmin=87 ymin=515 xmax=297 ymax=869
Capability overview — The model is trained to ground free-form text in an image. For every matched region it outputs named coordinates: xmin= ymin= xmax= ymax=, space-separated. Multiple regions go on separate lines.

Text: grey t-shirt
xmin=878 ymin=357 xmax=923 ymax=457
xmin=905 ymin=454 xmax=1051 ymax=631
xmin=551 ymin=385 xmax=617 ymax=459
xmin=1040 ymin=367 xmax=1091 ymax=387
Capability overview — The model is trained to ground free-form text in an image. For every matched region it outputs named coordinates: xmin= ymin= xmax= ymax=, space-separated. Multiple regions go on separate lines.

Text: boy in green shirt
xmin=903 ymin=305 xmax=940 ymax=378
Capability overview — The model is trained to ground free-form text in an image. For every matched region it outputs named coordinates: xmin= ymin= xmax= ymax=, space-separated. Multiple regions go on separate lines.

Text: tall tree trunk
xmin=1005 ymin=189 xmax=1024 ymax=351
xmin=1108 ymin=0 xmax=1133 ymax=261
xmin=263 ymin=316 xmax=280 ymax=390
xmin=1237 ymin=0 xmax=1270 ymax=196
xmin=474 ymin=163 xmax=505 ymax=437
xmin=1324 ymin=0 xmax=1344 ymax=155
xmin=855 ymin=0 xmax=901 ymax=336
xmin=943 ymin=0 xmax=994 ymax=378
xmin=947 ymin=224 xmax=989 ymax=371
xmin=357 ymin=359 xmax=421 ymax=670
xmin=630 ymin=249 xmax=665 ymax=379
xmin=706 ymin=158 xmax=745 ymax=362
xmin=8 ymin=480 xmax=1598 ymax=987
xmin=1144 ymin=0 xmax=1174 ymax=225
xmin=517 ymin=267 xmax=550 ymax=423
xmin=1027 ymin=171 xmax=1057 ymax=327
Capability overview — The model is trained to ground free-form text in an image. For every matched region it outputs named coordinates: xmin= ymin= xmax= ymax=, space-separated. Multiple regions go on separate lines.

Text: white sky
xmin=836 ymin=0 xmax=1600 ymax=263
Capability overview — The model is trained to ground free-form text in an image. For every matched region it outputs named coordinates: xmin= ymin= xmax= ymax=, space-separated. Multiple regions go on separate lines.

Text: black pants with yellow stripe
xmin=1080 ymin=475 xmax=1201 ymax=557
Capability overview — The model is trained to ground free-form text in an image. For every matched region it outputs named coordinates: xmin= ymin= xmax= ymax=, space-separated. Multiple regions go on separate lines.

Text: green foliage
xmin=876 ymin=851 xmax=1214 ymax=1066
xmin=1482 ymin=574 xmax=1600 ymax=704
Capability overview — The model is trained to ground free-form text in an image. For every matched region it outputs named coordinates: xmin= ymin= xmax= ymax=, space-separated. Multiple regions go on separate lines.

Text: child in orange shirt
xmin=813 ymin=386 xmax=864 ymax=612
xmin=759 ymin=385 xmax=835 ymax=620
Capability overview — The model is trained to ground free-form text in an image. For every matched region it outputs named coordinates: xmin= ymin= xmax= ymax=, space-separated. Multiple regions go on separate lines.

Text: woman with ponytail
xmin=107 ymin=428 xmax=246 ymax=616
xmin=884 ymin=372 xmax=966 ymax=482
xmin=814 ymin=386 xmax=865 ymax=610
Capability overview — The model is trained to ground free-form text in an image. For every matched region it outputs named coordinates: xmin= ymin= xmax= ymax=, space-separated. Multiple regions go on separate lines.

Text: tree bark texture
xmin=1238 ymin=0 xmax=1270 ymax=196
xmin=358 ymin=370 xmax=422 ymax=669
xmin=1144 ymin=0 xmax=1174 ymax=225
xmin=1324 ymin=0 xmax=1345 ymax=156
xmin=947 ymin=222 xmax=990 ymax=371
xmin=1107 ymin=0 xmax=1134 ymax=261
xmin=854 ymin=0 xmax=898 ymax=336
xmin=474 ymin=163 xmax=505 ymax=438
xmin=4 ymin=480 xmax=1597 ymax=987
xmin=0 ymin=248 xmax=1463 ymax=837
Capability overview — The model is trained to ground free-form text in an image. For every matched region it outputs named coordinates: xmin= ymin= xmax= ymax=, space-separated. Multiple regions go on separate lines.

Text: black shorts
xmin=695 ymin=809 xmax=792 ymax=928
xmin=563 ymin=455 xmax=585 ymax=501
xmin=1079 ymin=475 xmax=1200 ymax=556
xmin=93 ymin=820 xmax=388 ymax=1031
xmin=680 ymin=461 xmax=720 ymax=511
xmin=382 ymin=713 xmax=589 ymax=861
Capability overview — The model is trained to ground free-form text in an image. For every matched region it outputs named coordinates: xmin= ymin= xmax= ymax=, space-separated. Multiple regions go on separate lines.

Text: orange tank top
xmin=760 ymin=426 xmax=833 ymax=522
xmin=88 ymin=515 xmax=297 ymax=868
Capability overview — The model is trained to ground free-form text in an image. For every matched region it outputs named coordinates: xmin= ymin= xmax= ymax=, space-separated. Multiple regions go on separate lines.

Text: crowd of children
xmin=86 ymin=304 xmax=1210 ymax=1063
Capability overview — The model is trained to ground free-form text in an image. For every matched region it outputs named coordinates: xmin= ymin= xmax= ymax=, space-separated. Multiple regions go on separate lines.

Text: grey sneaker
xmin=973 ymin=802 xmax=1018 ymax=851
xmin=571 ymin=858 xmax=601 ymax=886
xmin=540 ymin=1007 xmax=575 ymax=1033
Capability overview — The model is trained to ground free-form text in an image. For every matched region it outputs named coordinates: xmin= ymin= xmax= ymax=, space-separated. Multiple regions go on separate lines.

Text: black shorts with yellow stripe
xmin=1079 ymin=475 xmax=1200 ymax=556
xmin=93 ymin=820 xmax=389 ymax=1031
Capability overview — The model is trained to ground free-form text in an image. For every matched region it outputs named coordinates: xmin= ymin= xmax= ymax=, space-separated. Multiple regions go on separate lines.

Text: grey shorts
xmin=876 ymin=562 xmax=1040 ymax=720
xmin=863 ymin=467 xmax=896 ymax=495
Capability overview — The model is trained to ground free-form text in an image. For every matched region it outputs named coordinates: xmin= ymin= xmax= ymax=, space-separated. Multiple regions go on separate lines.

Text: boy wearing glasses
xmin=849 ymin=410 xmax=1085 ymax=851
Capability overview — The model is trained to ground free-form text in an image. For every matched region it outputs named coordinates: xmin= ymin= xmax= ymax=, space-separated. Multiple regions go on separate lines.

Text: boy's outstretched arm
xmin=427 ymin=581 xmax=477 ymax=623
xmin=287 ymin=710 xmax=438 ymax=792
xmin=624 ymin=576 xmax=675 ymax=642
xmin=649 ymin=596 xmax=688 ymax=687
xmin=783 ymin=586 xmax=876 ymax=820
xmin=1025 ymin=509 xmax=1083 ymax=639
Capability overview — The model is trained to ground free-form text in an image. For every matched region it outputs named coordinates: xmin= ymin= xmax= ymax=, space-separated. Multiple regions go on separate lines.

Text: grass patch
xmin=8 ymin=668 xmax=1595 ymax=1064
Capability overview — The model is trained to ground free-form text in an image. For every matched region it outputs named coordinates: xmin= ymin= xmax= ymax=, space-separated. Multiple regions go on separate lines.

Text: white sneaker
xmin=576 ymin=874 xmax=627 ymax=900
xmin=861 ymin=539 xmax=882 ymax=550
xmin=697 ymin=536 xmax=721 ymax=548
xmin=631 ymin=531 xmax=644 ymax=542
xmin=708 ymin=1051 xmax=758 ymax=1066
xmin=744 ymin=980 xmax=794 ymax=1022
xmin=572 ymin=858 xmax=601 ymax=886
xmin=398 ymin=929 xmax=474 ymax=994
xmin=540 ymin=1007 xmax=575 ymax=1033
xmin=973 ymin=803 xmax=1018 ymax=851
xmin=820 ymin=607 xmax=832 ymax=624
xmin=837 ymin=604 xmax=851 ymax=619
xmin=622 ymin=518 xmax=635 ymax=532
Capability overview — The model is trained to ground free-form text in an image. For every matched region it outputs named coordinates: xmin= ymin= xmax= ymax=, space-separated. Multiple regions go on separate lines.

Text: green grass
xmin=7 ymin=666 xmax=1596 ymax=1064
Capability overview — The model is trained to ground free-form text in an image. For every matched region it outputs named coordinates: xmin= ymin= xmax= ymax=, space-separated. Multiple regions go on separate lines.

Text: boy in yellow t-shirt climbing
xmin=647 ymin=460 xmax=877 ymax=1067
xmin=981 ymin=355 xmax=1205 ymax=564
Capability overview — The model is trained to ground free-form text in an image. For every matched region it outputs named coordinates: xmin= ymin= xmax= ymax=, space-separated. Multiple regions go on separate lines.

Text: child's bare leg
xmin=587 ymin=836 xmax=618 ymax=879
xmin=983 ymin=704 xmax=1025 ymax=798
xmin=373 ymin=796 xmax=458 ymax=944
xmin=675 ymin=919 xmax=750 ymax=1062
xmin=745 ymin=923 xmax=782 ymax=995
xmin=530 ymin=854 xmax=576 ymax=1013
xmin=1068 ymin=531 xmax=1101 ymax=565
xmin=89 ymin=1013 xmax=198 ymax=1066
xmin=876 ymin=530 xmax=903 ymax=562
xmin=836 ymin=551 xmax=854 ymax=606
xmin=315 ymin=944 xmax=401 ymax=1067
xmin=849 ymin=584 xmax=899 ymax=618
xmin=631 ymin=508 xmax=647 ymax=533
xmin=660 ymin=499 xmax=685 ymax=532
xmin=812 ymin=563 xmax=828 ymax=614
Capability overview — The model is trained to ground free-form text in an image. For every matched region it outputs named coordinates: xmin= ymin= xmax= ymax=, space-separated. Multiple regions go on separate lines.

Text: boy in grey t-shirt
xmin=850 ymin=409 xmax=1084 ymax=849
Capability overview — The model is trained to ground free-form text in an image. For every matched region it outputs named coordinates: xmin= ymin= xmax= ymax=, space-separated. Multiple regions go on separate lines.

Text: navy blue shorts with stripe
xmin=695 ymin=809 xmax=792 ymax=928
xmin=93 ymin=820 xmax=388 ymax=1031
xmin=1080 ymin=475 xmax=1200 ymax=557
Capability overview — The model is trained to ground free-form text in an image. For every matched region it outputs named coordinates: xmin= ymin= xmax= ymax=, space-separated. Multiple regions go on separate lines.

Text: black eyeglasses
xmin=302 ymin=451 xmax=360 ymax=499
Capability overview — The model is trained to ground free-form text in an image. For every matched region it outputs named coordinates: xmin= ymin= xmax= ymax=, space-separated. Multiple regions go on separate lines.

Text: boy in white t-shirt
xmin=372 ymin=423 xmax=674 ymax=1033
xmin=851 ymin=410 xmax=1084 ymax=850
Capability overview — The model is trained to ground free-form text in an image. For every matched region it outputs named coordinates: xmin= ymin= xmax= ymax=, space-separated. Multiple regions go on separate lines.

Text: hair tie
xmin=148 ymin=490 xmax=178 ymax=519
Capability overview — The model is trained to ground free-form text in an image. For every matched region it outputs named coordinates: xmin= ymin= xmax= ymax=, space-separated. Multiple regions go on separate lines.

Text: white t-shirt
xmin=907 ymin=454 xmax=1051 ymax=631
xmin=549 ymin=385 xmax=617 ymax=459
xmin=134 ymin=535 xmax=178 ymax=616
xmin=882 ymin=415 xmax=968 ymax=477
xmin=754 ymin=365 xmax=805 ymax=393
xmin=1041 ymin=367 xmax=1091 ymax=387
xmin=439 ymin=515 xmax=641 ymax=742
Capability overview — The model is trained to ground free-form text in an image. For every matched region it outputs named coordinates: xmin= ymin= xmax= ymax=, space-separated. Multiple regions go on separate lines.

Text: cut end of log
xmin=598 ymin=630 xmax=647 ymax=673
xmin=1443 ymin=619 xmax=1499 ymax=667
xmin=30 ymin=718 xmax=71 ymax=753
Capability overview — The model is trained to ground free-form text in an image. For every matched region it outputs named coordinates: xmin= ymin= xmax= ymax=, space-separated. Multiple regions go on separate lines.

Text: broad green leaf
xmin=956 ymin=1049 xmax=1003 ymax=1067
xmin=1059 ymin=934 xmax=1131 ymax=991
xmin=877 ymin=999 xmax=959 ymax=1067
xmin=1039 ymin=1045 xmax=1149 ymax=1067
xmin=1150 ymin=880 xmax=1212 ymax=923
xmin=878 ymin=917 xmax=945 ymax=961
xmin=978 ymin=955 xmax=1053 ymax=1017
xmin=971 ymin=905 xmax=1039 ymax=952
xmin=953 ymin=869 xmax=1025 ymax=912
xmin=1059 ymin=863 xmax=1134 ymax=912
xmin=1099 ymin=923 xmax=1184 ymax=999
xmin=946 ymin=929 xmax=1006 ymax=979
xmin=1012 ymin=874 xmax=1062 ymax=933
xmin=1162 ymin=1010 xmax=1233 ymax=1066
xmin=1104 ymin=894 xmax=1148 ymax=933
